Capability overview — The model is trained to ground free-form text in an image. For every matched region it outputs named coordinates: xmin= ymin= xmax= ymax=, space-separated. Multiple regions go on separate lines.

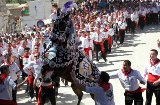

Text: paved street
xmin=17 ymin=25 xmax=160 ymax=105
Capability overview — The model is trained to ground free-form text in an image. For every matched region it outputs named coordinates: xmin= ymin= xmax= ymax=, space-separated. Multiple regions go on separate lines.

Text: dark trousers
xmin=119 ymin=30 xmax=125 ymax=44
xmin=113 ymin=34 xmax=118 ymax=43
xmin=126 ymin=18 xmax=131 ymax=32
xmin=28 ymin=83 xmax=34 ymax=98
xmin=131 ymin=21 xmax=136 ymax=33
xmin=139 ymin=16 xmax=145 ymax=29
xmin=152 ymin=13 xmax=158 ymax=25
xmin=40 ymin=87 xmax=56 ymax=105
xmin=94 ymin=44 xmax=106 ymax=62
xmin=103 ymin=40 xmax=108 ymax=53
xmin=145 ymin=82 xmax=160 ymax=105
xmin=12 ymin=80 xmax=17 ymax=103
xmin=159 ymin=11 xmax=160 ymax=22
xmin=146 ymin=14 xmax=150 ymax=25
xmin=36 ymin=86 xmax=39 ymax=100
xmin=125 ymin=92 xmax=143 ymax=105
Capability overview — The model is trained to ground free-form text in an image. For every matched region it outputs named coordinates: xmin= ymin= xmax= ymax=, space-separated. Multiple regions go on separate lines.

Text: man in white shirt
xmin=2 ymin=54 xmax=21 ymax=103
xmin=0 ymin=65 xmax=27 ymax=105
xmin=118 ymin=18 xmax=127 ymax=46
xmin=92 ymin=27 xmax=106 ymax=62
xmin=109 ymin=60 xmax=146 ymax=105
xmin=131 ymin=10 xmax=138 ymax=34
xmin=70 ymin=71 xmax=115 ymax=105
xmin=143 ymin=49 xmax=160 ymax=105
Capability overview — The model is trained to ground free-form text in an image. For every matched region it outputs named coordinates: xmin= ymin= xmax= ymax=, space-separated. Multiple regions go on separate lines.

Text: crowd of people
xmin=0 ymin=0 xmax=160 ymax=105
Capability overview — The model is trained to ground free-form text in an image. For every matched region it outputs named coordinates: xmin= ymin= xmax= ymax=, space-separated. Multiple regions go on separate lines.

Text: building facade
xmin=0 ymin=0 xmax=8 ymax=33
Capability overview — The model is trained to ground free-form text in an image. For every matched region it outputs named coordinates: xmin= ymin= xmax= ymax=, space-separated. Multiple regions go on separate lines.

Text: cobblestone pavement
xmin=17 ymin=25 xmax=160 ymax=105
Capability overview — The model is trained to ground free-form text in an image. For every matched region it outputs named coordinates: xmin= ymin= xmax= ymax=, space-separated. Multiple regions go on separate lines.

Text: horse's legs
xmin=71 ymin=83 xmax=83 ymax=105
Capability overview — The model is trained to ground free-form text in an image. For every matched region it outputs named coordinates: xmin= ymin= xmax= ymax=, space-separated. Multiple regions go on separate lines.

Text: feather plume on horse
xmin=41 ymin=1 xmax=100 ymax=105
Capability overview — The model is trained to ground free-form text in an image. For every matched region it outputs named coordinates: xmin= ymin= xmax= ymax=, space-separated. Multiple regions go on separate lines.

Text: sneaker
xmin=28 ymin=98 xmax=34 ymax=103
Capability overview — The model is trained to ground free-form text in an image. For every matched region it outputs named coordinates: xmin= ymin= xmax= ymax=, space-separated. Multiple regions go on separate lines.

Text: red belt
xmin=125 ymin=87 xmax=146 ymax=94
xmin=0 ymin=99 xmax=17 ymax=105
xmin=120 ymin=29 xmax=125 ymax=31
xmin=38 ymin=85 xmax=53 ymax=105
xmin=93 ymin=41 xmax=105 ymax=54
xmin=139 ymin=15 xmax=145 ymax=18
xmin=84 ymin=47 xmax=92 ymax=56
xmin=93 ymin=41 xmax=101 ymax=44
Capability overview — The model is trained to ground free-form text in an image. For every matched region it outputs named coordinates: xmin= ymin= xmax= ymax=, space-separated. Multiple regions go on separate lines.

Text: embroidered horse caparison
xmin=41 ymin=3 xmax=100 ymax=105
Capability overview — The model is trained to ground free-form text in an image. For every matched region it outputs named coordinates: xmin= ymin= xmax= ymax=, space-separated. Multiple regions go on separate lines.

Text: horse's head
xmin=50 ymin=13 xmax=74 ymax=48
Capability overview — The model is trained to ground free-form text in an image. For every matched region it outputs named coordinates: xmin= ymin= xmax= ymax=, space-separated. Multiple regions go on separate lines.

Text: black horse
xmin=41 ymin=13 xmax=99 ymax=105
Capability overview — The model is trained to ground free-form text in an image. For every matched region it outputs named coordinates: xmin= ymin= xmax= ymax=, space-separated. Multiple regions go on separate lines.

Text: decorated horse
xmin=41 ymin=1 xmax=100 ymax=105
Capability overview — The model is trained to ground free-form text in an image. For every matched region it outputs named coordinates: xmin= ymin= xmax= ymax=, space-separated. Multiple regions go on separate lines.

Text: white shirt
xmin=108 ymin=28 xmax=114 ymax=36
xmin=0 ymin=76 xmax=16 ymax=100
xmin=79 ymin=36 xmax=87 ymax=49
xmin=23 ymin=60 xmax=43 ymax=79
xmin=143 ymin=61 xmax=160 ymax=77
xmin=152 ymin=7 xmax=158 ymax=13
xmin=2 ymin=62 xmax=20 ymax=81
xmin=18 ymin=46 xmax=25 ymax=57
xmin=85 ymin=38 xmax=94 ymax=49
xmin=131 ymin=13 xmax=138 ymax=21
xmin=0 ymin=55 xmax=4 ymax=66
xmin=110 ymin=69 xmax=146 ymax=91
xmin=49 ymin=10 xmax=57 ymax=20
xmin=92 ymin=32 xmax=103 ymax=42
xmin=86 ymin=83 xmax=115 ymax=105
xmin=118 ymin=21 xmax=127 ymax=29
xmin=123 ymin=10 xmax=128 ymax=19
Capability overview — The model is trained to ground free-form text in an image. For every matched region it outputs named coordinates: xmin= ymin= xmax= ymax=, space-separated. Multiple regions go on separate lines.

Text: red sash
xmin=28 ymin=69 xmax=34 ymax=85
xmin=84 ymin=47 xmax=92 ymax=56
xmin=0 ymin=99 xmax=17 ymax=105
xmin=108 ymin=36 xmax=112 ymax=45
xmin=99 ymin=82 xmax=110 ymax=92
xmin=125 ymin=87 xmax=146 ymax=94
xmin=93 ymin=41 xmax=105 ymax=55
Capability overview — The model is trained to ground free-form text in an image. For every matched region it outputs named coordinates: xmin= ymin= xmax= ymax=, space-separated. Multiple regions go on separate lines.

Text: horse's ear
xmin=62 ymin=12 xmax=70 ymax=21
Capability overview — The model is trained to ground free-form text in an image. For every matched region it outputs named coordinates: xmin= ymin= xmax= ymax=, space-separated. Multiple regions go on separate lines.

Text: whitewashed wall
xmin=22 ymin=0 xmax=52 ymax=28
xmin=0 ymin=16 xmax=3 ymax=32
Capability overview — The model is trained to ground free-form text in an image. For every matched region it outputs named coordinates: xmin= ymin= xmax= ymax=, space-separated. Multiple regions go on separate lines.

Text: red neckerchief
xmin=23 ymin=53 xmax=29 ymax=58
xmin=103 ymin=29 xmax=108 ymax=32
xmin=12 ymin=45 xmax=16 ymax=48
xmin=99 ymin=82 xmax=110 ymax=92
xmin=0 ymin=74 xmax=8 ymax=84
xmin=150 ymin=58 xmax=160 ymax=67
xmin=122 ymin=68 xmax=132 ymax=78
